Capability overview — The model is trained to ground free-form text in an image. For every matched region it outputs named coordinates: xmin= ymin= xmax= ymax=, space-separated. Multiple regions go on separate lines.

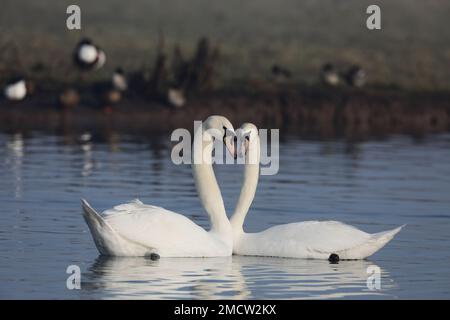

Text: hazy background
xmin=1 ymin=0 xmax=449 ymax=90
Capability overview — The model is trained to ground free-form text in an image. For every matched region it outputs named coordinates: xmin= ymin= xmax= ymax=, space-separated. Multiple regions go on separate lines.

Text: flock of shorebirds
xmin=320 ymin=63 xmax=367 ymax=88
xmin=2 ymin=37 xmax=367 ymax=110
xmin=2 ymin=38 xmax=131 ymax=110
xmin=271 ymin=63 xmax=366 ymax=88
xmin=1 ymin=37 xmax=211 ymax=110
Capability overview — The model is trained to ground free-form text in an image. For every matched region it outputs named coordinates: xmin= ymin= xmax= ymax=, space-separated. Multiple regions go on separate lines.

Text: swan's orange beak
xmin=224 ymin=135 xmax=237 ymax=159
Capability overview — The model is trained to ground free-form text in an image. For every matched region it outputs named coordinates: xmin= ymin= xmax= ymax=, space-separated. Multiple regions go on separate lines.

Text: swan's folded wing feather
xmin=249 ymin=220 xmax=403 ymax=259
xmin=257 ymin=221 xmax=372 ymax=254
xmin=102 ymin=199 xmax=162 ymax=216
xmin=101 ymin=201 xmax=222 ymax=256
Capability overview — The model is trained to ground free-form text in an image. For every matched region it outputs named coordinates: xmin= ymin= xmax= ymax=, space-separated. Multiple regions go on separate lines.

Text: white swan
xmin=82 ymin=115 xmax=236 ymax=258
xmin=230 ymin=123 xmax=404 ymax=260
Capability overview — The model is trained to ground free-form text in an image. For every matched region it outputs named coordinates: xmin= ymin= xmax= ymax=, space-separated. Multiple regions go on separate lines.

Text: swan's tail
xmin=371 ymin=224 xmax=405 ymax=243
xmin=365 ymin=224 xmax=405 ymax=258
xmin=339 ymin=225 xmax=405 ymax=260
xmin=81 ymin=199 xmax=121 ymax=255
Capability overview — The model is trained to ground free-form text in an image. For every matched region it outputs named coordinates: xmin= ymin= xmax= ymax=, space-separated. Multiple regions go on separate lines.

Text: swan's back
xmin=237 ymin=221 xmax=403 ymax=259
xmin=96 ymin=200 xmax=230 ymax=257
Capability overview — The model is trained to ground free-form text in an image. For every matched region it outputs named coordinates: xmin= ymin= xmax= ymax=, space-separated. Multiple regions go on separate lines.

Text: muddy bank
xmin=1 ymin=86 xmax=450 ymax=140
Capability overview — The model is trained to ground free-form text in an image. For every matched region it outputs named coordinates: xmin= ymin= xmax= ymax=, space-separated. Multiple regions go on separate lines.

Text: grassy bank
xmin=1 ymin=0 xmax=450 ymax=90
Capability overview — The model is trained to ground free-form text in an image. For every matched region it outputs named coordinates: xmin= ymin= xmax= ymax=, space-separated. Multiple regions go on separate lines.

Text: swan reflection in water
xmin=5 ymin=133 xmax=24 ymax=199
xmin=82 ymin=256 xmax=396 ymax=299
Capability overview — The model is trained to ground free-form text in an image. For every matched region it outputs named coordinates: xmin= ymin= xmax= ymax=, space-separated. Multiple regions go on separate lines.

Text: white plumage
xmin=167 ymin=88 xmax=186 ymax=108
xmin=234 ymin=220 xmax=403 ymax=259
xmin=82 ymin=116 xmax=236 ymax=257
xmin=95 ymin=50 xmax=106 ymax=69
xmin=112 ymin=69 xmax=127 ymax=91
xmin=231 ymin=123 xmax=404 ymax=260
xmin=4 ymin=79 xmax=27 ymax=101
xmin=74 ymin=39 xmax=106 ymax=71
xmin=82 ymin=199 xmax=232 ymax=257
xmin=78 ymin=44 xmax=98 ymax=64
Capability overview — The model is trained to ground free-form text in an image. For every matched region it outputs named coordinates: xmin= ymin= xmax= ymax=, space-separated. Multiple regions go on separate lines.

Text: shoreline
xmin=1 ymin=85 xmax=450 ymax=140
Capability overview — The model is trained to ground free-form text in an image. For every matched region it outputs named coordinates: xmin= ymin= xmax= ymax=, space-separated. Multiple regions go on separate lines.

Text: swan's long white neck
xmin=230 ymin=136 xmax=260 ymax=238
xmin=192 ymin=130 xmax=232 ymax=244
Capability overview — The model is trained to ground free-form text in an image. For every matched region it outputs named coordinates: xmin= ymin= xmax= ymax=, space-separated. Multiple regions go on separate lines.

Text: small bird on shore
xmin=3 ymin=76 xmax=27 ymax=101
xmin=101 ymin=89 xmax=122 ymax=107
xmin=73 ymin=38 xmax=106 ymax=71
xmin=92 ymin=68 xmax=128 ymax=112
xmin=167 ymin=87 xmax=186 ymax=108
xmin=320 ymin=63 xmax=340 ymax=86
xmin=271 ymin=64 xmax=292 ymax=83
xmin=59 ymin=88 xmax=80 ymax=109
xmin=345 ymin=65 xmax=366 ymax=88
xmin=112 ymin=68 xmax=128 ymax=92
xmin=94 ymin=84 xmax=121 ymax=113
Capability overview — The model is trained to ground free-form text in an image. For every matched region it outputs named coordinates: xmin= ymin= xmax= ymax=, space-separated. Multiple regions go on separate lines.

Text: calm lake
xmin=1 ymin=130 xmax=449 ymax=299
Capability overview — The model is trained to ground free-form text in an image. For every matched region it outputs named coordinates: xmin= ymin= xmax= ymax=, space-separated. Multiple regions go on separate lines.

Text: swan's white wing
xmin=251 ymin=221 xmax=369 ymax=255
xmin=239 ymin=221 xmax=403 ymax=259
xmin=102 ymin=200 xmax=229 ymax=257
xmin=266 ymin=221 xmax=369 ymax=250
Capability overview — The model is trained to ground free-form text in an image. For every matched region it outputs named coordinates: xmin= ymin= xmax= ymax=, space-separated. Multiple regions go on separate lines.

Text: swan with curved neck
xmin=82 ymin=115 xmax=236 ymax=257
xmin=231 ymin=123 xmax=404 ymax=260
